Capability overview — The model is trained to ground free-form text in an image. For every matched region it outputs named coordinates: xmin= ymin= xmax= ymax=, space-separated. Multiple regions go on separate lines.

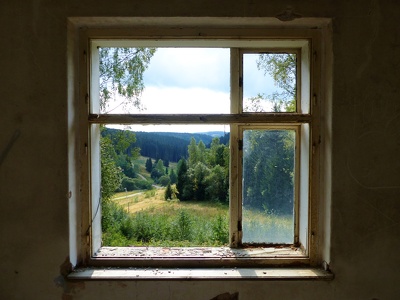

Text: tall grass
xmin=103 ymin=190 xmax=294 ymax=247
xmin=242 ymin=208 xmax=294 ymax=244
xmin=103 ymin=198 xmax=229 ymax=247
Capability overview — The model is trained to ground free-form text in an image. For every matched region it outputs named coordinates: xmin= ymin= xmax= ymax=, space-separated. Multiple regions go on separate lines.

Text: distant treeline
xmin=101 ymin=127 xmax=229 ymax=162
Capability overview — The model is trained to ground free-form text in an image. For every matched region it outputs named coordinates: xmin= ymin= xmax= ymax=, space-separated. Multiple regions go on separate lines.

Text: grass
xmin=242 ymin=208 xmax=294 ymax=244
xmin=105 ymin=190 xmax=294 ymax=247
xmin=105 ymin=190 xmax=229 ymax=247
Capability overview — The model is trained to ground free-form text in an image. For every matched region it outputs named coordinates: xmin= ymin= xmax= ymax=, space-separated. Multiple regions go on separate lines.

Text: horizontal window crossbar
xmin=89 ymin=113 xmax=312 ymax=124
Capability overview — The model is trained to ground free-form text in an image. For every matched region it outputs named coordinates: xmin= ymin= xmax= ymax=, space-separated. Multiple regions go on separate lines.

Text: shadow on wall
xmin=211 ymin=292 xmax=239 ymax=300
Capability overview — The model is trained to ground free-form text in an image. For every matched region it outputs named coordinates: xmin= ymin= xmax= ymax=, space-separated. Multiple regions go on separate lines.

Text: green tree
xmin=177 ymin=158 xmax=191 ymax=201
xmin=245 ymin=53 xmax=297 ymax=113
xmin=206 ymin=165 xmax=229 ymax=203
xmin=100 ymin=136 xmax=122 ymax=201
xmin=187 ymin=137 xmax=199 ymax=167
xmin=257 ymin=53 xmax=296 ymax=102
xmin=102 ymin=128 xmax=140 ymax=179
xmin=197 ymin=140 xmax=206 ymax=164
xmin=159 ymin=175 xmax=171 ymax=187
xmin=164 ymin=184 xmax=173 ymax=200
xmin=99 ymin=47 xmax=156 ymax=112
xmin=191 ymin=162 xmax=210 ymax=201
xmin=207 ymin=137 xmax=220 ymax=167
xmin=99 ymin=47 xmax=156 ymax=237
xmin=169 ymin=168 xmax=178 ymax=184
xmin=242 ymin=130 xmax=295 ymax=214
xmin=100 ymin=136 xmax=124 ymax=233
xmin=145 ymin=157 xmax=153 ymax=173
xmin=163 ymin=159 xmax=169 ymax=168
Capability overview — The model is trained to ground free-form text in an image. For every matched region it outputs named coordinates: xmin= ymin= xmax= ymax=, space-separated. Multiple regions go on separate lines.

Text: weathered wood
xmin=68 ymin=267 xmax=333 ymax=281
xmin=88 ymin=113 xmax=311 ymax=124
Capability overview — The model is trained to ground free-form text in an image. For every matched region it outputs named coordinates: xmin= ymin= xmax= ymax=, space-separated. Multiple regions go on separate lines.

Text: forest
xmin=101 ymin=126 xmax=294 ymax=213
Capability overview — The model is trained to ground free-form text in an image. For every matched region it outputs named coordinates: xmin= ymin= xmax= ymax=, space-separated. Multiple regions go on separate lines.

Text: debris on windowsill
xmin=94 ymin=246 xmax=303 ymax=258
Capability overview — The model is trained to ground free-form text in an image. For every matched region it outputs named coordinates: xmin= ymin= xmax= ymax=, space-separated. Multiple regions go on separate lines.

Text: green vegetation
xmin=99 ymin=47 xmax=156 ymax=112
xmin=242 ymin=209 xmax=293 ymax=244
xmin=103 ymin=191 xmax=229 ymax=247
xmin=102 ymin=189 xmax=293 ymax=247
xmin=176 ymin=137 xmax=229 ymax=203
xmin=99 ymin=48 xmax=298 ymax=247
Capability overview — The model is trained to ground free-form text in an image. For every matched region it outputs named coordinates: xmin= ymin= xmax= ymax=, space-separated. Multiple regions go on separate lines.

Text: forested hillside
xmin=102 ymin=127 xmax=229 ymax=163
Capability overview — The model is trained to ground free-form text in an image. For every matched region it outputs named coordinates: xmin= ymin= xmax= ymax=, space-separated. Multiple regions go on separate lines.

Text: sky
xmin=103 ymin=48 xmax=280 ymax=133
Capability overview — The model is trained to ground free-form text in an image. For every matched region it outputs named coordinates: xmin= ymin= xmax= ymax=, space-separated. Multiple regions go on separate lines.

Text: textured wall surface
xmin=1 ymin=1 xmax=400 ymax=299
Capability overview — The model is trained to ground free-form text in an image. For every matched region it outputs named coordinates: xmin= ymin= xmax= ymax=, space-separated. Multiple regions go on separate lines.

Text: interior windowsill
xmin=94 ymin=246 xmax=304 ymax=258
xmin=68 ymin=267 xmax=333 ymax=280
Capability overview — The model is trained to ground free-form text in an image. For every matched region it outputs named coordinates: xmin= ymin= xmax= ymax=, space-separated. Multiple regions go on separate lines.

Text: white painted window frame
xmin=70 ymin=19 xmax=331 ymax=270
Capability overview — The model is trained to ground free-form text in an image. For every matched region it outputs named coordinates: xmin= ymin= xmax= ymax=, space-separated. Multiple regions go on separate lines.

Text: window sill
xmin=88 ymin=246 xmax=309 ymax=268
xmin=68 ymin=267 xmax=333 ymax=281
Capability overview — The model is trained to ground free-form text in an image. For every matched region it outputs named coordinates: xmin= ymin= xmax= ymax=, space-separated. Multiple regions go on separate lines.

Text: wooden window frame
xmin=76 ymin=24 xmax=325 ymax=269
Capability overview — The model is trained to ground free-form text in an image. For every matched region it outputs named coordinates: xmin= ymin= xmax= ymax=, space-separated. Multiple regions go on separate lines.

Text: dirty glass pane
xmin=98 ymin=48 xmax=230 ymax=114
xmin=100 ymin=124 xmax=230 ymax=247
xmin=243 ymin=53 xmax=297 ymax=113
xmin=242 ymin=129 xmax=295 ymax=244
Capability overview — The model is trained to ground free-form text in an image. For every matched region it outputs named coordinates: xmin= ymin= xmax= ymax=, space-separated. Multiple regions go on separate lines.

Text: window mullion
xmin=229 ymin=48 xmax=241 ymax=247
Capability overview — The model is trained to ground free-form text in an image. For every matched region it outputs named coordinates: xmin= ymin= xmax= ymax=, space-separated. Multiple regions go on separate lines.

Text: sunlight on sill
xmin=68 ymin=267 xmax=333 ymax=280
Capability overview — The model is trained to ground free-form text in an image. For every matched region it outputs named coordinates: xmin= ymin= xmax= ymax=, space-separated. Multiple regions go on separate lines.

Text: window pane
xmin=242 ymin=129 xmax=295 ymax=244
xmin=99 ymin=124 xmax=230 ymax=247
xmin=243 ymin=53 xmax=297 ymax=113
xmin=99 ymin=48 xmax=230 ymax=114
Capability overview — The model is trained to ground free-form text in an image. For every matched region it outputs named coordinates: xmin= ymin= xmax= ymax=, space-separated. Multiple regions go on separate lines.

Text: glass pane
xmin=242 ymin=129 xmax=295 ymax=244
xmin=99 ymin=124 xmax=230 ymax=247
xmin=243 ymin=53 xmax=297 ymax=113
xmin=99 ymin=48 xmax=230 ymax=114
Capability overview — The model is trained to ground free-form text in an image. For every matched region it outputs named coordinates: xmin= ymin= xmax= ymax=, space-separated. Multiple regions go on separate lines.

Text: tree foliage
xmin=176 ymin=137 xmax=229 ymax=203
xmin=100 ymin=136 xmax=123 ymax=201
xmin=257 ymin=53 xmax=296 ymax=101
xmin=99 ymin=47 xmax=156 ymax=112
xmin=145 ymin=157 xmax=153 ymax=172
xmin=245 ymin=53 xmax=297 ymax=113
xmin=243 ymin=130 xmax=295 ymax=214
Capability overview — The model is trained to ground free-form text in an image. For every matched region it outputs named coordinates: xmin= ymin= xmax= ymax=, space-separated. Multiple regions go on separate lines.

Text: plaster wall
xmin=0 ymin=1 xmax=400 ymax=299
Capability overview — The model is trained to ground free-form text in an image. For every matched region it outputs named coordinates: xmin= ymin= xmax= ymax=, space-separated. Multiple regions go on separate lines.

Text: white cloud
xmin=144 ymin=48 xmax=230 ymax=93
xmin=139 ymin=86 xmax=229 ymax=114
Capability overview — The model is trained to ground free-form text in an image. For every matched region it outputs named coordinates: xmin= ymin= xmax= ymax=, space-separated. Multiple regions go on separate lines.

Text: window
xmin=75 ymin=23 xmax=328 ymax=270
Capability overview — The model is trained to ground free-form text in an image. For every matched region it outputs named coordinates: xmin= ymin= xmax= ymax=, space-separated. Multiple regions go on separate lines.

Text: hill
xmin=102 ymin=128 xmax=229 ymax=163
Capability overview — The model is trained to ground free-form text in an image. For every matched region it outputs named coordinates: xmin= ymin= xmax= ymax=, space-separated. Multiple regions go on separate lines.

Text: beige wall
xmin=1 ymin=1 xmax=400 ymax=299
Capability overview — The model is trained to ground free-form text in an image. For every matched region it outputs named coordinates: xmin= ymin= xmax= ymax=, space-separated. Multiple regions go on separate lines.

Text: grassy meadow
xmin=101 ymin=156 xmax=294 ymax=247
xmin=103 ymin=188 xmax=294 ymax=247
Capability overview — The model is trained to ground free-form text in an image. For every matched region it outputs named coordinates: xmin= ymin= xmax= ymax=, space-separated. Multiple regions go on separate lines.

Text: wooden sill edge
xmin=68 ymin=267 xmax=333 ymax=281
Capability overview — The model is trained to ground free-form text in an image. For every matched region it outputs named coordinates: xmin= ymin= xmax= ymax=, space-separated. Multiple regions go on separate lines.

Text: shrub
xmin=158 ymin=175 xmax=171 ymax=187
xmin=211 ymin=214 xmax=229 ymax=244
xmin=132 ymin=212 xmax=156 ymax=242
xmin=119 ymin=177 xmax=152 ymax=191
xmin=171 ymin=210 xmax=192 ymax=241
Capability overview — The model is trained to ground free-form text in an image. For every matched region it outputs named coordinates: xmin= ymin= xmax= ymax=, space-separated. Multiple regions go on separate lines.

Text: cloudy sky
xmin=105 ymin=47 xmax=279 ymax=132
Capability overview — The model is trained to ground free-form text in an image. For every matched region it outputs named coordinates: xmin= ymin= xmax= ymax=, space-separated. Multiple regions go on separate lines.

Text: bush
xmin=132 ymin=212 xmax=156 ymax=242
xmin=211 ymin=214 xmax=229 ymax=244
xmin=102 ymin=198 xmax=230 ymax=247
xmin=158 ymin=175 xmax=171 ymax=187
xmin=171 ymin=210 xmax=192 ymax=241
xmin=119 ymin=177 xmax=152 ymax=191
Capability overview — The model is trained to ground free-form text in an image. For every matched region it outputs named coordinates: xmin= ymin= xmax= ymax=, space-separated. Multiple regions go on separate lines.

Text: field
xmin=104 ymin=189 xmax=294 ymax=247
xmin=102 ymin=155 xmax=294 ymax=247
